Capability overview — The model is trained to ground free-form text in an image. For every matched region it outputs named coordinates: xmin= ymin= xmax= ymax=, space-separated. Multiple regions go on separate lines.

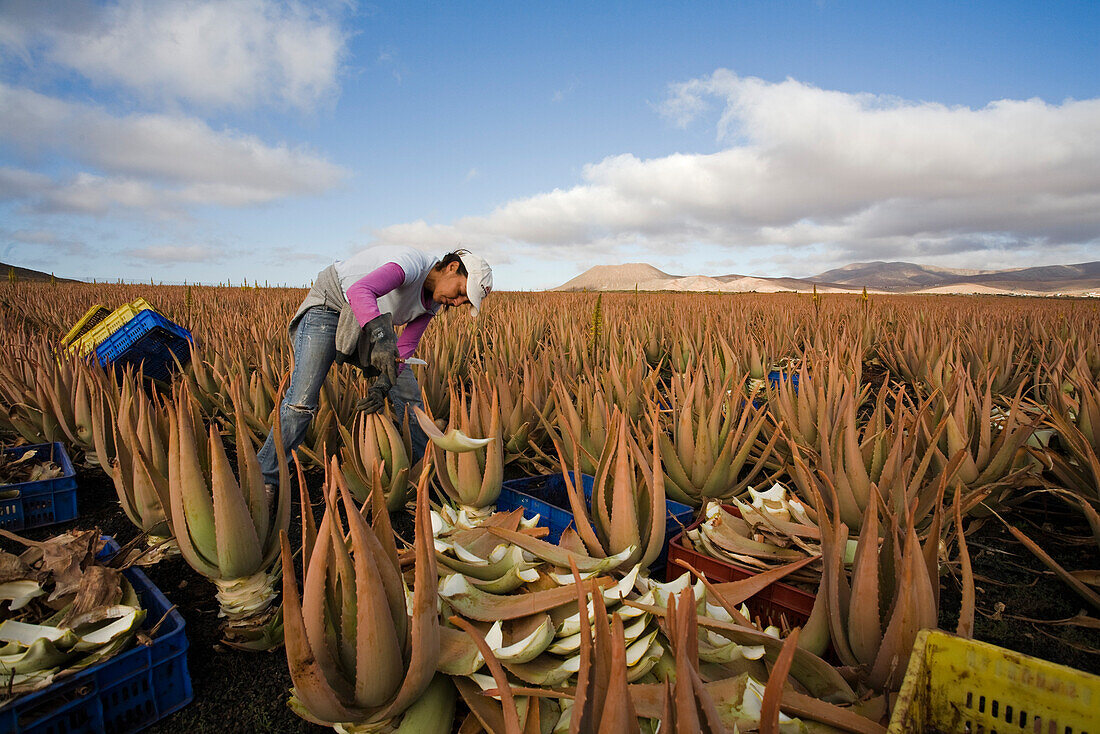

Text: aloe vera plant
xmin=925 ymin=377 xmax=1040 ymax=493
xmin=0 ymin=340 xmax=106 ymax=449
xmin=90 ymin=376 xmax=177 ymax=559
xmin=799 ymin=473 xmax=941 ymax=692
xmin=494 ymin=358 xmax=555 ymax=467
xmin=414 ymin=383 xmax=502 ymax=515
xmin=782 ymin=380 xmax=973 ymax=531
xmin=556 ymin=408 xmax=667 ymax=571
xmin=280 ymin=459 xmax=442 ymax=731
xmin=644 ymin=371 xmax=778 ymax=506
xmin=1038 ymin=361 xmax=1100 ymax=501
xmin=535 ymin=378 xmax=612 ymax=475
xmin=339 ymin=408 xmax=413 ymax=511
xmin=877 ymin=321 xmax=958 ymax=396
xmin=166 ymin=381 xmax=291 ymax=649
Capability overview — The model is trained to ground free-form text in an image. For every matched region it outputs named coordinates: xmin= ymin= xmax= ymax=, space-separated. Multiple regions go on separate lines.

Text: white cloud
xmin=377 ymin=45 xmax=406 ymax=84
xmin=123 ymin=244 xmax=224 ymax=263
xmin=0 ymin=227 xmax=85 ymax=254
xmin=552 ymin=82 xmax=576 ymax=103
xmin=268 ymin=246 xmax=330 ymax=263
xmin=0 ymin=166 xmax=52 ymax=198
xmin=370 ymin=71 xmax=1100 ymax=278
xmin=0 ymin=83 xmax=349 ymax=214
xmin=0 ymin=0 xmax=350 ymax=111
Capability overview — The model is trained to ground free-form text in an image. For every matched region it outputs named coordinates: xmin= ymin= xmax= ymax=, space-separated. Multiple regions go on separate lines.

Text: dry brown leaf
xmin=60 ymin=564 xmax=124 ymax=627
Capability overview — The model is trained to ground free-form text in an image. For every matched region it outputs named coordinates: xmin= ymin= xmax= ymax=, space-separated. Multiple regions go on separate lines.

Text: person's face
xmin=432 ymin=261 xmax=469 ymax=307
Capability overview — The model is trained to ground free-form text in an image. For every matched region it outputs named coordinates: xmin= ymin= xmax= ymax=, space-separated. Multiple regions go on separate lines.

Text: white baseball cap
xmin=459 ymin=252 xmax=493 ymax=316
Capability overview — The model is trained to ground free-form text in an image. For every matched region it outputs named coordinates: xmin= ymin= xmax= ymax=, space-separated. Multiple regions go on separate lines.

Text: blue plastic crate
xmin=0 ymin=442 xmax=78 ymax=531
xmin=0 ymin=537 xmax=193 ymax=734
xmin=498 ymin=473 xmax=695 ymax=573
xmin=94 ymin=309 xmax=193 ymax=383
xmin=747 ymin=370 xmax=803 ymax=409
xmin=767 ymin=370 xmax=800 ymax=389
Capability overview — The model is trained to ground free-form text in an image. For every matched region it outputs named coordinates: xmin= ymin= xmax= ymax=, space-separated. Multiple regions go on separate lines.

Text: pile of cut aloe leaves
xmin=0 ymin=528 xmax=147 ymax=701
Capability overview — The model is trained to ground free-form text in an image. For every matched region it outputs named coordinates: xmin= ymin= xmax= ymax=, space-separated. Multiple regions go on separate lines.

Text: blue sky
xmin=1 ymin=0 xmax=1098 ymax=289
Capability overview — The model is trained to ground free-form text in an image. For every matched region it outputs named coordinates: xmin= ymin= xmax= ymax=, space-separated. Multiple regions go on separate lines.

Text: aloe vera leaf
xmin=0 ymin=637 xmax=76 ymax=675
xmin=608 ymin=423 xmax=641 ymax=558
xmin=487 ymin=527 xmax=635 ymax=572
xmin=759 ymin=627 xmax=799 ymax=734
xmin=441 ymin=573 xmax=611 ymax=622
xmin=373 ymin=470 xmax=441 ymax=723
xmin=338 ymin=473 xmax=408 ymax=653
xmin=393 ymin=674 xmax=456 ymax=734
xmin=954 ymin=489 xmax=975 ymax=638
xmin=335 ymin=483 xmax=403 ymax=708
xmin=495 ymin=616 xmax=556 ymax=664
xmin=413 ymin=406 xmax=491 ymax=452
xmin=208 ymin=426 xmax=263 ymax=578
xmin=846 ymin=497 xmax=882 ymax=667
xmin=279 ymin=531 xmax=359 ymax=724
xmin=167 ymin=408 xmax=219 ymax=577
xmin=450 ymin=615 xmax=523 ymax=734
xmin=436 ymin=625 xmax=486 ymax=675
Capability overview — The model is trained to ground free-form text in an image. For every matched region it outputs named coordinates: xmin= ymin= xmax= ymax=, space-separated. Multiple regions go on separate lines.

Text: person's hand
xmin=364 ymin=313 xmax=399 ymax=385
xmin=356 ymin=376 xmax=391 ymax=414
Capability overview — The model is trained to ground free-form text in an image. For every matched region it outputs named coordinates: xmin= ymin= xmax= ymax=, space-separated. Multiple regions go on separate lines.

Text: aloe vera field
xmin=2 ymin=281 xmax=1099 ymax=733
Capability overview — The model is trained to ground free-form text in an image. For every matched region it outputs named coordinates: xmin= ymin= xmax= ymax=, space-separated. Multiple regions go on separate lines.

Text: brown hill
xmin=553 ymin=263 xmax=861 ymax=293
xmin=810 ymin=261 xmax=995 ymax=291
xmin=810 ymin=260 xmax=1100 ymax=294
xmin=554 ymin=260 xmax=1100 ymax=296
xmin=0 ymin=262 xmax=78 ymax=283
xmin=554 ymin=263 xmax=676 ymax=291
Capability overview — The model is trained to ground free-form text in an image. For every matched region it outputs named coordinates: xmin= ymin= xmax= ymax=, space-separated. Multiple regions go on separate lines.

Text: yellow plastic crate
xmin=889 ymin=630 xmax=1099 ymax=734
xmin=61 ymin=304 xmax=111 ymax=348
xmin=67 ymin=298 xmax=157 ymax=357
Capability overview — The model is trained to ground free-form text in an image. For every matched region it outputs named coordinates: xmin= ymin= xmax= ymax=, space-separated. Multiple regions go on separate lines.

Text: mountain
xmin=553 ymin=261 xmax=1100 ymax=295
xmin=0 ymin=262 xmax=78 ymax=283
xmin=554 ymin=263 xmax=676 ymax=291
xmin=554 ymin=264 xmax=855 ymax=293
xmin=810 ymin=262 xmax=996 ymax=290
xmin=811 ymin=260 xmax=1100 ymax=293
xmin=963 ymin=262 xmax=1100 ymax=292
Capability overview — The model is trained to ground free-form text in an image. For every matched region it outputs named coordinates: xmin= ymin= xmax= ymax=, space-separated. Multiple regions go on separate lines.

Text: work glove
xmin=361 ymin=312 xmax=399 ymax=386
xmin=356 ymin=375 xmax=392 ymax=415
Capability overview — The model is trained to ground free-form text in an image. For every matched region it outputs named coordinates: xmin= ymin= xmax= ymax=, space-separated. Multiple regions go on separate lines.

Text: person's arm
xmin=346 ymin=262 xmax=406 ymax=327
xmin=395 ymin=312 xmax=433 ymax=374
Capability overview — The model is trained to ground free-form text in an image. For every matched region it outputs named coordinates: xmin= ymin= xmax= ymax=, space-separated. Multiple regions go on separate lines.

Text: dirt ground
xmin=938 ymin=495 xmax=1100 ymax=675
xmin=8 ymin=450 xmax=1100 ymax=732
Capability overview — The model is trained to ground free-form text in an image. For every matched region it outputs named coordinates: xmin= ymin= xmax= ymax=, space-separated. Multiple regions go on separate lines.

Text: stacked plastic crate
xmin=63 ymin=299 xmax=193 ymax=382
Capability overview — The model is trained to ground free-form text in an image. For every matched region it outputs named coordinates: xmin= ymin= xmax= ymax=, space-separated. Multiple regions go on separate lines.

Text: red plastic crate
xmin=666 ymin=505 xmax=816 ymax=630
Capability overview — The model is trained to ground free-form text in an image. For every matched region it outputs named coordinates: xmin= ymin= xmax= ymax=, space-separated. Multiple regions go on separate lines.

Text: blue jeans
xmin=258 ymin=306 xmax=429 ymax=486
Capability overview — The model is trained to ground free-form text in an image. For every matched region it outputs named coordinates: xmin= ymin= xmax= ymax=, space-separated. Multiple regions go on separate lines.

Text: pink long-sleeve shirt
xmin=346 ymin=262 xmax=434 ymax=370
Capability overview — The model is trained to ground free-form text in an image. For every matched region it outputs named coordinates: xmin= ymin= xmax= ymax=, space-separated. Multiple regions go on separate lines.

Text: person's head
xmin=428 ymin=249 xmax=493 ymax=316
